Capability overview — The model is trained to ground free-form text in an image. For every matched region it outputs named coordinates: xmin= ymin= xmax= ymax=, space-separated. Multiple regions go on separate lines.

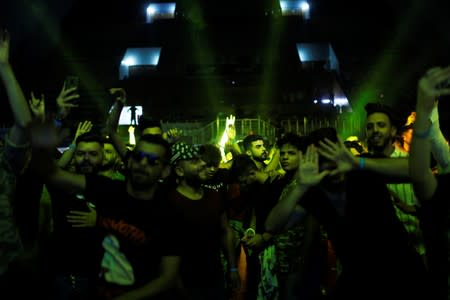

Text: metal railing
xmin=163 ymin=116 xmax=278 ymax=145
xmin=161 ymin=114 xmax=365 ymax=146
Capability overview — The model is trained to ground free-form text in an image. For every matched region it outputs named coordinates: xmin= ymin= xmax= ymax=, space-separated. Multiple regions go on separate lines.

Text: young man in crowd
xmin=38 ymin=134 xmax=184 ymax=299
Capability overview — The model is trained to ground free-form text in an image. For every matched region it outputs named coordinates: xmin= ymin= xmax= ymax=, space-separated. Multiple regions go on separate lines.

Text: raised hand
xmin=0 ymin=29 xmax=10 ymax=65
xmin=56 ymin=82 xmax=80 ymax=118
xmin=164 ymin=128 xmax=183 ymax=143
xmin=66 ymin=204 xmax=97 ymax=228
xmin=417 ymin=66 xmax=450 ymax=113
xmin=318 ymin=137 xmax=356 ymax=175
xmin=226 ymin=114 xmax=235 ymax=128
xmin=109 ymin=88 xmax=127 ymax=105
xmin=297 ymin=145 xmax=329 ymax=187
xmin=74 ymin=120 xmax=93 ymax=140
xmin=29 ymin=92 xmax=46 ymax=122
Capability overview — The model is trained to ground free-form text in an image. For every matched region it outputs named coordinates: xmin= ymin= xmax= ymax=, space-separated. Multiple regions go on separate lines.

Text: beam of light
xmin=25 ymin=1 xmax=111 ymax=118
xmin=184 ymin=1 xmax=224 ymax=124
xmin=341 ymin=1 xmax=425 ymax=139
xmin=258 ymin=1 xmax=285 ymax=118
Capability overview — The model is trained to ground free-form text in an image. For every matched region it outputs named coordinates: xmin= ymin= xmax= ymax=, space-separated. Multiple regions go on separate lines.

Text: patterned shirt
xmin=388 ymin=148 xmax=426 ymax=255
xmin=273 ymin=179 xmax=306 ymax=274
xmin=0 ymin=132 xmax=30 ymax=275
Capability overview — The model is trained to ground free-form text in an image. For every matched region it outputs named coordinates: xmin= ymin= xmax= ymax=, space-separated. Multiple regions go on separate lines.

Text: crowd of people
xmin=1 ymin=28 xmax=450 ymax=300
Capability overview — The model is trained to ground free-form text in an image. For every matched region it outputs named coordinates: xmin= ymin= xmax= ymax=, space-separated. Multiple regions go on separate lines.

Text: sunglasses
xmin=130 ymin=150 xmax=161 ymax=166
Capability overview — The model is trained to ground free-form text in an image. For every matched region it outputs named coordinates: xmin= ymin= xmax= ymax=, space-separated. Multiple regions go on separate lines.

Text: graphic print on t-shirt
xmin=101 ymin=234 xmax=135 ymax=285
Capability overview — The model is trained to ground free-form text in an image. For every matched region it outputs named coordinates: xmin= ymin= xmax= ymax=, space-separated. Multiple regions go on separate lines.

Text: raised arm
xmin=265 ymin=145 xmax=328 ymax=232
xmin=57 ymin=120 xmax=92 ymax=169
xmin=105 ymin=88 xmax=129 ymax=160
xmin=427 ymin=105 xmax=450 ymax=174
xmin=0 ymin=29 xmax=33 ymax=277
xmin=0 ymin=30 xmax=32 ymax=146
xmin=218 ymin=114 xmax=236 ymax=163
xmin=410 ymin=66 xmax=450 ymax=201
xmin=30 ymin=126 xmax=88 ymax=194
xmin=318 ymin=137 xmax=410 ymax=181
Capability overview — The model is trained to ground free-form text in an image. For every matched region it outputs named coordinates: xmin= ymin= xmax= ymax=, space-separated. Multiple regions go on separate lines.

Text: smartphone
xmin=65 ymin=76 xmax=79 ymax=90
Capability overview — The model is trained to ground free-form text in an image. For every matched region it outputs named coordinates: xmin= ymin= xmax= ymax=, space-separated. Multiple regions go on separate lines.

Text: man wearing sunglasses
xmin=39 ymin=134 xmax=184 ymax=300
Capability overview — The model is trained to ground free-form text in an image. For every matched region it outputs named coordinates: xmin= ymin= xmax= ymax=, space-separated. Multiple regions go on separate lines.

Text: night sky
xmin=1 ymin=0 xmax=449 ymax=128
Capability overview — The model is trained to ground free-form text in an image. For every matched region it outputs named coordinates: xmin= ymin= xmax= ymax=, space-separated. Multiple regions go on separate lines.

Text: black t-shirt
xmin=47 ymin=184 xmax=103 ymax=275
xmin=84 ymin=175 xmax=183 ymax=292
xmin=251 ymin=176 xmax=286 ymax=233
xmin=298 ymin=170 xmax=426 ymax=296
xmin=167 ymin=188 xmax=225 ymax=286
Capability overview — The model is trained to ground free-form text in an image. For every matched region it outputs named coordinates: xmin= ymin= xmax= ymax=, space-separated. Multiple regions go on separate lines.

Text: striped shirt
xmin=388 ymin=148 xmax=426 ymax=255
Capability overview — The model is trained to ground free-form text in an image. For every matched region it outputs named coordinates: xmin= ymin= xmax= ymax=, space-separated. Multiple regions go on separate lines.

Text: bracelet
xmin=229 ymin=267 xmax=238 ymax=273
xmin=69 ymin=143 xmax=76 ymax=150
xmin=359 ymin=157 xmax=366 ymax=170
xmin=413 ymin=126 xmax=432 ymax=139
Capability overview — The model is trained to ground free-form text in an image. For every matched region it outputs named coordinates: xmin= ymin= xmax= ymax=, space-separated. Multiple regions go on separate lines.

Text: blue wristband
xmin=229 ymin=267 xmax=238 ymax=273
xmin=359 ymin=157 xmax=366 ymax=170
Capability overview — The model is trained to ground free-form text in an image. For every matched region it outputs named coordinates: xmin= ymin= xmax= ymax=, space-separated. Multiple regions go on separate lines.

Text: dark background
xmin=1 ymin=0 xmax=449 ymax=131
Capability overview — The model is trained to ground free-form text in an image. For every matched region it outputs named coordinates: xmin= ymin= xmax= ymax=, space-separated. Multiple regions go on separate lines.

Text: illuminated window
xmin=146 ymin=2 xmax=176 ymax=23
xmin=119 ymin=48 xmax=161 ymax=79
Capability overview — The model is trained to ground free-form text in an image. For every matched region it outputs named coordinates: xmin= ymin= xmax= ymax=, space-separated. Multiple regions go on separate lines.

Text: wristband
xmin=69 ymin=143 xmax=76 ymax=150
xmin=229 ymin=267 xmax=238 ymax=273
xmin=359 ymin=157 xmax=366 ymax=170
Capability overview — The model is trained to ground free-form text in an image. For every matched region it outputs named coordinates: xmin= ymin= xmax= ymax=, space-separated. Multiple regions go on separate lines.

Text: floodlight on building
xmin=296 ymin=43 xmax=340 ymax=73
xmin=334 ymin=97 xmax=350 ymax=107
xmin=146 ymin=2 xmax=176 ymax=23
xmin=146 ymin=5 xmax=156 ymax=15
xmin=279 ymin=0 xmax=310 ymax=18
xmin=300 ymin=1 xmax=310 ymax=19
xmin=300 ymin=1 xmax=309 ymax=11
xmin=119 ymin=48 xmax=161 ymax=80
xmin=121 ymin=56 xmax=136 ymax=67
